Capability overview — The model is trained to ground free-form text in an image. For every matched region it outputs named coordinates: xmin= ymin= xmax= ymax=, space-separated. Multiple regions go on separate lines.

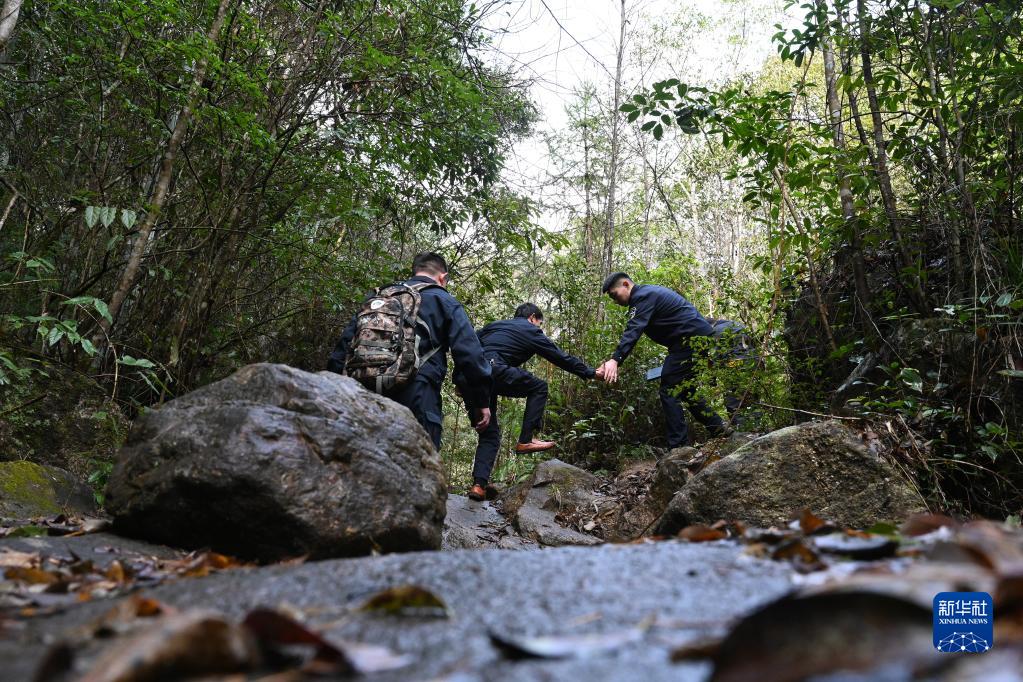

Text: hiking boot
xmin=515 ymin=439 xmax=556 ymax=453
xmin=468 ymin=483 xmax=486 ymax=501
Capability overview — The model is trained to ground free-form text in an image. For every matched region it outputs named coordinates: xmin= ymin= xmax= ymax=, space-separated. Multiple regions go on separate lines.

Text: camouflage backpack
xmin=344 ymin=281 xmax=441 ymax=393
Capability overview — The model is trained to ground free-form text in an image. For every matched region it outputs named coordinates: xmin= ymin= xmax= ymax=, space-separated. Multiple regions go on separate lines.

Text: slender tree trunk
xmin=920 ymin=7 xmax=963 ymax=298
xmin=94 ymin=0 xmax=233 ymax=361
xmin=773 ymin=168 xmax=838 ymax=353
xmin=819 ymin=0 xmax=870 ymax=328
xmin=603 ymin=0 xmax=626 ymax=271
xmin=0 ymin=0 xmax=23 ymax=54
xmin=853 ymin=0 xmax=928 ymax=312
xmin=583 ymin=118 xmax=594 ymax=265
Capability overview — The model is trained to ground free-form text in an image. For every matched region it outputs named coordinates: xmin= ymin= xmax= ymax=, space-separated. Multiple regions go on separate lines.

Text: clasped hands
xmin=594 ymin=359 xmax=619 ymax=384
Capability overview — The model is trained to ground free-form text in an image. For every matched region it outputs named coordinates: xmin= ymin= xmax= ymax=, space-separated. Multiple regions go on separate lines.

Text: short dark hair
xmin=514 ymin=303 xmax=543 ymax=320
xmin=601 ymin=271 xmax=631 ymax=294
xmin=411 ymin=252 xmax=448 ymax=276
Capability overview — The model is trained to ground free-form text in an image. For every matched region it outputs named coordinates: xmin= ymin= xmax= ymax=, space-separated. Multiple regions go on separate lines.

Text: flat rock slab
xmin=442 ymin=495 xmax=537 ymax=550
xmin=0 ymin=531 xmax=186 ymax=568
xmin=4 ymin=541 xmax=794 ymax=681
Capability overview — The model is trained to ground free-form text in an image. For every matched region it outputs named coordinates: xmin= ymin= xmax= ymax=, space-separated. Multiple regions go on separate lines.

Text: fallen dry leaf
xmin=704 ymin=591 xmax=933 ymax=682
xmin=771 ymin=539 xmax=825 ymax=572
xmin=678 ymin=525 xmax=728 ymax=542
xmin=359 ymin=585 xmax=448 ymax=617
xmin=243 ymin=608 xmax=410 ymax=675
xmin=0 ymin=549 xmax=40 ymax=568
xmin=900 ymin=512 xmax=958 ymax=537
xmin=797 ymin=509 xmax=832 ymax=535
xmin=4 ymin=566 xmax=59 ymax=585
xmin=78 ymin=610 xmax=259 ymax=682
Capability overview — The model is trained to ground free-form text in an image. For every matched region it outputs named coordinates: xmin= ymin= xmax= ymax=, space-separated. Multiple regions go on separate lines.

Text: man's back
xmin=627 ymin=284 xmax=714 ymax=349
xmin=328 ymin=275 xmax=490 ymax=405
xmin=478 ymin=317 xmax=593 ymax=378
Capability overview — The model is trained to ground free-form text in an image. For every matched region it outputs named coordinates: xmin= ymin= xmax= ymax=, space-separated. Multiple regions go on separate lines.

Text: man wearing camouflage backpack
xmin=327 ymin=252 xmax=492 ymax=448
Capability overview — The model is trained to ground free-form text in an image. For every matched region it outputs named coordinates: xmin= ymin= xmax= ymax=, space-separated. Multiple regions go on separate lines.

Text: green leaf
xmin=998 ymin=369 xmax=1023 ymax=379
xmin=120 ymin=209 xmax=138 ymax=230
xmin=995 ymin=293 xmax=1014 ymax=307
xmin=899 ymin=367 xmax=923 ymax=393
xmin=652 ymin=123 xmax=663 ymax=140
xmin=100 ymin=206 xmax=117 ymax=228
xmin=85 ymin=205 xmax=99 ymax=228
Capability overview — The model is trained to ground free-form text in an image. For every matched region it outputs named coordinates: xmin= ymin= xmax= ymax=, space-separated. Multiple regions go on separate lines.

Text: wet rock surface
xmin=442 ymin=495 xmax=537 ymax=550
xmin=2 ymin=541 xmax=795 ymax=682
xmin=0 ymin=461 xmax=97 ymax=519
xmin=104 ymin=363 xmax=446 ymax=561
xmin=655 ymin=420 xmax=927 ymax=534
xmin=501 ymin=459 xmax=611 ymax=546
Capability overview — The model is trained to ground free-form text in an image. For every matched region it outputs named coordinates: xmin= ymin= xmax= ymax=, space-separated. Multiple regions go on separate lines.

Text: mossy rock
xmin=0 ymin=362 xmax=125 ymax=480
xmin=0 ymin=461 xmax=97 ymax=519
xmin=653 ymin=420 xmax=927 ymax=533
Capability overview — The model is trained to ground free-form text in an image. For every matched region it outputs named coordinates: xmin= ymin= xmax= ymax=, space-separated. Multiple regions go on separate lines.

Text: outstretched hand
xmin=474 ymin=407 xmax=492 ymax=432
xmin=597 ymin=359 xmax=619 ymax=383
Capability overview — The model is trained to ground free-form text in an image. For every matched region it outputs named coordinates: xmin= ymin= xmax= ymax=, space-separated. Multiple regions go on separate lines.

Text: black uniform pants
xmin=387 ymin=376 xmax=443 ymax=450
xmin=660 ymin=346 xmax=726 ymax=448
xmin=463 ymin=359 xmax=548 ymax=485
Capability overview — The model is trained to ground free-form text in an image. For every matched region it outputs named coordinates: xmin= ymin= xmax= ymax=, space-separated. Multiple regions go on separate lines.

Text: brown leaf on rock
xmin=89 ymin=595 xmax=170 ymax=638
xmin=706 ymin=592 xmax=933 ymax=682
xmin=243 ymin=608 xmax=410 ymax=675
xmin=678 ymin=525 xmax=728 ymax=542
xmin=952 ymin=520 xmax=1023 ymax=574
xmin=78 ymin=610 xmax=259 ymax=682
xmin=0 ymin=549 xmax=41 ymax=568
xmin=5 ymin=566 xmax=60 ymax=585
xmin=900 ymin=512 xmax=958 ymax=537
xmin=359 ymin=585 xmax=448 ymax=617
xmin=771 ymin=539 xmax=825 ymax=572
xmin=797 ymin=509 xmax=831 ymax=535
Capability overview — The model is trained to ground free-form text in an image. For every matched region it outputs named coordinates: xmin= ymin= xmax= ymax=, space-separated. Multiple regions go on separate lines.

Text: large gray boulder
xmin=105 ymin=363 xmax=446 ymax=560
xmin=654 ymin=420 xmax=927 ymax=534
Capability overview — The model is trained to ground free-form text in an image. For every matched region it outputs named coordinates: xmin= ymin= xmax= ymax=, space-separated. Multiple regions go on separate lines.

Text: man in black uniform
xmin=458 ymin=303 xmax=595 ymax=501
xmin=327 ymin=252 xmax=492 ymax=449
xmin=597 ymin=272 xmax=730 ymax=448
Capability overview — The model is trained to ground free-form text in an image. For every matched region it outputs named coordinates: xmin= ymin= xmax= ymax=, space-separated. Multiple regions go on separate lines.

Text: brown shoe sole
xmin=515 ymin=443 xmax=556 ymax=453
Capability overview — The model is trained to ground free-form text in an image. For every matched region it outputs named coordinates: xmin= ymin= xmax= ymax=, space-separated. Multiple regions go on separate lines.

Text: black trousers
xmin=660 ymin=346 xmax=726 ymax=448
xmin=387 ymin=376 xmax=443 ymax=450
xmin=461 ymin=360 xmax=548 ymax=485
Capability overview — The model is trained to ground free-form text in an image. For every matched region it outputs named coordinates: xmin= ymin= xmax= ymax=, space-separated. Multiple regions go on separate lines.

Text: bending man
xmin=597 ymin=273 xmax=730 ymax=448
xmin=458 ymin=303 xmax=595 ymax=501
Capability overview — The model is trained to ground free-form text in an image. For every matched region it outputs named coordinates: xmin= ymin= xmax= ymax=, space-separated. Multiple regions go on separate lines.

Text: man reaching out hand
xmin=596 ymin=272 xmax=731 ymax=448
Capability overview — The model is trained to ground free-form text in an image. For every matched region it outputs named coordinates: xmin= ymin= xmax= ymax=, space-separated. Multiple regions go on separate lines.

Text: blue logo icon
xmin=933 ymin=592 xmax=993 ymax=653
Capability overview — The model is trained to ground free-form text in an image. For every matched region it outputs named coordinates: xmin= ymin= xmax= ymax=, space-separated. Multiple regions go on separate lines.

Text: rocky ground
xmin=3 ymin=365 xmax=1022 ymax=681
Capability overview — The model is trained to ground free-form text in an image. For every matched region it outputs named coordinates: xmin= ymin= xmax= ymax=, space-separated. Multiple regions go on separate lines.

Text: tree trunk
xmin=94 ymin=0 xmax=234 ymax=361
xmin=603 ymin=0 xmax=626 ymax=271
xmin=820 ymin=0 xmax=871 ymax=328
xmin=854 ymin=0 xmax=928 ymax=312
xmin=0 ymin=0 xmax=23 ymax=55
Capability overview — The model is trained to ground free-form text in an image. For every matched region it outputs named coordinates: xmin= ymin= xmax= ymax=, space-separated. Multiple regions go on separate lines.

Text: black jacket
xmin=327 ymin=276 xmax=492 ymax=405
xmin=478 ymin=317 xmax=594 ymax=379
xmin=611 ymin=284 xmax=714 ymax=364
